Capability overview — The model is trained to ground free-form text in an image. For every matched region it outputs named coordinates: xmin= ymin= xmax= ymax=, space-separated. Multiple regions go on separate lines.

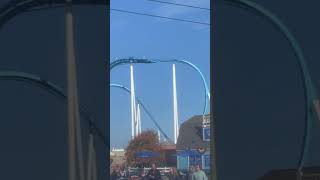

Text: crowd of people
xmin=110 ymin=163 xmax=208 ymax=180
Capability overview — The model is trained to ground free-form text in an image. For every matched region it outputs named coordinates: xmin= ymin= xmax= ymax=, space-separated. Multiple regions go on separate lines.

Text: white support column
xmin=87 ymin=134 xmax=94 ymax=180
xmin=172 ymin=64 xmax=179 ymax=144
xmin=134 ymin=103 xmax=138 ymax=137
xmin=73 ymin=67 xmax=84 ymax=180
xmin=86 ymin=133 xmax=98 ymax=180
xmin=158 ymin=130 xmax=161 ymax=143
xmin=130 ymin=65 xmax=137 ymax=139
xmin=66 ymin=2 xmax=76 ymax=180
xmin=65 ymin=1 xmax=84 ymax=180
xmin=133 ymin=71 xmax=138 ymax=137
xmin=137 ymin=103 xmax=141 ymax=134
xmin=135 ymin=102 xmax=139 ymax=137
xmin=92 ymin=147 xmax=97 ymax=180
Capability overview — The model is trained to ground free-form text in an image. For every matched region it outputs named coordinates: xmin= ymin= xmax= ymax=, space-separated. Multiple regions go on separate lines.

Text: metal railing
xmin=128 ymin=167 xmax=172 ymax=176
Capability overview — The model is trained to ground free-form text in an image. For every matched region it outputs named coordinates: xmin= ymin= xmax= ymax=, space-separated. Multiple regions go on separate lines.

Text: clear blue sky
xmin=110 ymin=0 xmax=210 ymax=148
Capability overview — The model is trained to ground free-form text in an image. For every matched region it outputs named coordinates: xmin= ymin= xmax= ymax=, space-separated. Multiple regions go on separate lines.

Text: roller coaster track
xmin=221 ymin=0 xmax=319 ymax=178
xmin=110 ymin=58 xmax=210 ymax=115
xmin=0 ymin=70 xmax=107 ymax=150
xmin=2 ymin=0 xmax=318 ymax=178
xmin=110 ymin=83 xmax=174 ymax=143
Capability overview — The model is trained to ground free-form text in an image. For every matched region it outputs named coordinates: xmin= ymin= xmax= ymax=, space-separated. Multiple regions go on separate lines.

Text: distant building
xmin=160 ymin=143 xmax=176 ymax=166
xmin=257 ymin=166 xmax=320 ymax=180
xmin=110 ymin=148 xmax=126 ymax=168
xmin=176 ymin=114 xmax=211 ymax=171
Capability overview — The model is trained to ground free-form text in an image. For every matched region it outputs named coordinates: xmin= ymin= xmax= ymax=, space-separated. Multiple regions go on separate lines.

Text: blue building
xmin=176 ymin=114 xmax=211 ymax=171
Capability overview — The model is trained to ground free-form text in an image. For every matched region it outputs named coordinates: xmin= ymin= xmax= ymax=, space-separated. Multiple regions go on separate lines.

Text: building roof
xmin=160 ymin=144 xmax=176 ymax=150
xmin=176 ymin=114 xmax=211 ymax=150
xmin=111 ymin=148 xmax=125 ymax=152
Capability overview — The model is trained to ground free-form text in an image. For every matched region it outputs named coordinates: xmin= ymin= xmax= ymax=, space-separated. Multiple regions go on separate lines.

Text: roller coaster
xmin=110 ymin=58 xmax=211 ymax=115
xmin=0 ymin=70 xmax=107 ymax=148
xmin=0 ymin=0 xmax=319 ymax=179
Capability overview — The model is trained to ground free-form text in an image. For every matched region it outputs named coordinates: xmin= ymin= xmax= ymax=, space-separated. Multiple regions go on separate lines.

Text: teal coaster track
xmin=0 ymin=0 xmax=319 ymax=178
xmin=0 ymin=70 xmax=170 ymax=149
xmin=0 ymin=1 xmax=109 ymax=143
xmin=110 ymin=58 xmax=211 ymax=116
xmin=221 ymin=0 xmax=320 ymax=178
xmin=0 ymin=70 xmax=108 ymax=150
xmin=110 ymin=58 xmax=210 ymax=146
xmin=110 ymin=83 xmax=174 ymax=143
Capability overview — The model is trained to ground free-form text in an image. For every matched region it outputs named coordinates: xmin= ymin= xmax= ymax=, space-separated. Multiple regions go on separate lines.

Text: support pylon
xmin=130 ymin=65 xmax=137 ymax=139
xmin=172 ymin=64 xmax=179 ymax=144
xmin=65 ymin=1 xmax=84 ymax=180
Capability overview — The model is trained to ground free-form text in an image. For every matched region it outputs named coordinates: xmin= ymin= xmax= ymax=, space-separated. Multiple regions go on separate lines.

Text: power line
xmin=111 ymin=8 xmax=210 ymax=26
xmin=145 ymin=0 xmax=210 ymax=11
xmin=26 ymin=5 xmax=210 ymax=26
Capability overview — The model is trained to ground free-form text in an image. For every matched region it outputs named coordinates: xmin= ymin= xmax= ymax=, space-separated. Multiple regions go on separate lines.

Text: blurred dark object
xmin=257 ymin=166 xmax=320 ymax=180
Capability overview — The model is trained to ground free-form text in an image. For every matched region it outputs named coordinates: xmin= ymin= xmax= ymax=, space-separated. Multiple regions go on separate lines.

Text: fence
xmin=128 ymin=167 xmax=172 ymax=176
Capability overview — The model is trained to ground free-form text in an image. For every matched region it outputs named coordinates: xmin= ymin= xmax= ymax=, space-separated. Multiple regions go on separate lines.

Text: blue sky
xmin=110 ymin=0 xmax=210 ymax=148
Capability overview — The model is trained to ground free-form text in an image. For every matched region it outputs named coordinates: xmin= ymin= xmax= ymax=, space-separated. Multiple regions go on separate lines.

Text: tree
xmin=125 ymin=130 xmax=164 ymax=166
